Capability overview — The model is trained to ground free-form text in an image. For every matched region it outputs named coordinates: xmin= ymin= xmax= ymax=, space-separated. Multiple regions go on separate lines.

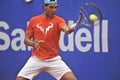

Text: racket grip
xmin=70 ymin=23 xmax=77 ymax=28
xmin=65 ymin=23 xmax=77 ymax=31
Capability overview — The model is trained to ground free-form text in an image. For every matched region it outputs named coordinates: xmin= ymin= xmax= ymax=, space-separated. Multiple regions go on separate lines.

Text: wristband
xmin=70 ymin=23 xmax=77 ymax=28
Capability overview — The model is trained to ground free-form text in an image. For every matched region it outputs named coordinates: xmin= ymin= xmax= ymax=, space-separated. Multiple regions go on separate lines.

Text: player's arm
xmin=24 ymin=35 xmax=36 ymax=47
xmin=24 ymin=35 xmax=45 ymax=50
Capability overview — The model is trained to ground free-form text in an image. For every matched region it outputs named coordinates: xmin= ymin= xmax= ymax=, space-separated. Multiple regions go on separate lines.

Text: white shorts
xmin=17 ymin=56 xmax=72 ymax=80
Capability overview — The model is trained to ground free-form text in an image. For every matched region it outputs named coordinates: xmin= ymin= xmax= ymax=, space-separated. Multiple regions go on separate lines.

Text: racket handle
xmin=66 ymin=23 xmax=77 ymax=31
xmin=70 ymin=23 xmax=77 ymax=28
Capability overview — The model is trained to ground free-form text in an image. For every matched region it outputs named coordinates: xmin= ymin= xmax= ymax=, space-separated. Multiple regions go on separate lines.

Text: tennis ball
xmin=89 ymin=14 xmax=98 ymax=21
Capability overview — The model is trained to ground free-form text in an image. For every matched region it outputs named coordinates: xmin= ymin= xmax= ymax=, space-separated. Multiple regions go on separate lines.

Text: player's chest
xmin=33 ymin=21 xmax=58 ymax=36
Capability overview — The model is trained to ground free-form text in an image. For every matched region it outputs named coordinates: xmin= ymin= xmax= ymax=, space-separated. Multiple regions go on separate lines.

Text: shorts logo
xmin=37 ymin=23 xmax=53 ymax=34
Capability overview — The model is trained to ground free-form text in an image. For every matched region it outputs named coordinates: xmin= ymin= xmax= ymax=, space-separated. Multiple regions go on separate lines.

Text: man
xmin=16 ymin=0 xmax=79 ymax=80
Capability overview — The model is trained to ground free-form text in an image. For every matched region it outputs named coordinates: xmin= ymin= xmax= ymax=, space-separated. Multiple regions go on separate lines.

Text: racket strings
xmin=79 ymin=3 xmax=102 ymax=27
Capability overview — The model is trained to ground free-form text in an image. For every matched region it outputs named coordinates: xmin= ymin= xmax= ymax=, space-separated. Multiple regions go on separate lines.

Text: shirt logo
xmin=37 ymin=23 xmax=53 ymax=34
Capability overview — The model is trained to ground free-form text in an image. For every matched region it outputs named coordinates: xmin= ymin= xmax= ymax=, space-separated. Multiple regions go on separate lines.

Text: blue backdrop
xmin=0 ymin=0 xmax=120 ymax=80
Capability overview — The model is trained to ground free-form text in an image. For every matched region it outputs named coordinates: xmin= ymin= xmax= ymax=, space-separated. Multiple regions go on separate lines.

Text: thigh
xmin=46 ymin=59 xmax=72 ymax=80
xmin=16 ymin=76 xmax=29 ymax=80
xmin=17 ymin=56 xmax=45 ymax=80
xmin=60 ymin=72 xmax=77 ymax=80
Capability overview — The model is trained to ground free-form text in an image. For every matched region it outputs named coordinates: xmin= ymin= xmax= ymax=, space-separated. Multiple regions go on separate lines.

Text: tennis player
xmin=16 ymin=0 xmax=78 ymax=80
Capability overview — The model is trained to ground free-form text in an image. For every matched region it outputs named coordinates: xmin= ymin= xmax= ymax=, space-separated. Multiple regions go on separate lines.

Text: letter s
xmin=0 ymin=21 xmax=10 ymax=51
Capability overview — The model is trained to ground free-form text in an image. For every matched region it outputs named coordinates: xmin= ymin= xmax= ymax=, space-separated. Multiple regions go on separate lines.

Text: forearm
xmin=24 ymin=36 xmax=36 ymax=47
xmin=24 ymin=35 xmax=45 ymax=50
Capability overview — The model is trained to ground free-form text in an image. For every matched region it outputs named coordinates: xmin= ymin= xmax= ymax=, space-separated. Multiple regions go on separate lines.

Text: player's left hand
xmin=34 ymin=40 xmax=45 ymax=51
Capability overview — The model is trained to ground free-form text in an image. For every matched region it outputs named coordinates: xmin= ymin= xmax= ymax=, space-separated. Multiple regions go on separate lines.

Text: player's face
xmin=44 ymin=3 xmax=58 ymax=18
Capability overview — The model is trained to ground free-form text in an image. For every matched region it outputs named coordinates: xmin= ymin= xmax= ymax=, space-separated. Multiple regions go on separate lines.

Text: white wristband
xmin=65 ymin=23 xmax=77 ymax=31
xmin=70 ymin=23 xmax=77 ymax=28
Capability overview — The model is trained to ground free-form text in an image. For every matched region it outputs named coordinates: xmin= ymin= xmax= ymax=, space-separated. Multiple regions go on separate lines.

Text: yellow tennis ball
xmin=89 ymin=14 xmax=98 ymax=21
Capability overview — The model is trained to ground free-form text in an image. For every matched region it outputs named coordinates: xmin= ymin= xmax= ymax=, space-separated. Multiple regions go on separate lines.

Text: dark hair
xmin=44 ymin=4 xmax=49 ymax=6
xmin=50 ymin=0 xmax=55 ymax=1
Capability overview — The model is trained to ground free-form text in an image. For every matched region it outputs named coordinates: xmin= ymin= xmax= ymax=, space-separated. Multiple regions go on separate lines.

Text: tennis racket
xmin=72 ymin=2 xmax=103 ymax=28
